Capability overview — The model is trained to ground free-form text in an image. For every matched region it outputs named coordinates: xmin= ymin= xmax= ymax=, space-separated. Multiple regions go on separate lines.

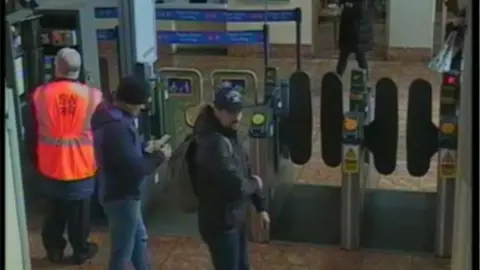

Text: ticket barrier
xmin=247 ymin=68 xmax=312 ymax=242
xmin=137 ymin=68 xmax=204 ymax=228
xmin=157 ymin=68 xmax=204 ymax=147
xmin=320 ymin=70 xmax=398 ymax=250
xmin=143 ymin=67 xmax=262 ymax=236
xmin=406 ymin=72 xmax=460 ymax=257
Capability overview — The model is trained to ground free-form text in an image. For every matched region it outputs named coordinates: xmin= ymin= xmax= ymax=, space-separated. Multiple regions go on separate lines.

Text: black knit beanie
xmin=115 ymin=76 xmax=151 ymax=105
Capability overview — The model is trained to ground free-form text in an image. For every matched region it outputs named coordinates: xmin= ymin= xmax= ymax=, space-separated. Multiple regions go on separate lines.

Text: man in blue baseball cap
xmin=191 ymin=87 xmax=270 ymax=270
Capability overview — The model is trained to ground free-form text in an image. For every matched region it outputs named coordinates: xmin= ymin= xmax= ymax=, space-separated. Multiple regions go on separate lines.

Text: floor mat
xmin=270 ymin=184 xmax=342 ymax=245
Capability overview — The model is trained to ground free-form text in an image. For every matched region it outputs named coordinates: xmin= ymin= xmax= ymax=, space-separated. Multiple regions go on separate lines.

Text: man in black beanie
xmin=91 ymin=76 xmax=172 ymax=270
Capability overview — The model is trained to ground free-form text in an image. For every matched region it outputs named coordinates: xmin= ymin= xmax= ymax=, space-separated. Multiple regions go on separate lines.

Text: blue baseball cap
xmin=213 ymin=85 xmax=243 ymax=114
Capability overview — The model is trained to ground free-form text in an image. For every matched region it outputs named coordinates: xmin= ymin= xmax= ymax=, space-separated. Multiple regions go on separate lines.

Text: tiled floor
xmin=29 ymin=231 xmax=450 ymax=270
xmin=27 ymin=55 xmax=449 ymax=269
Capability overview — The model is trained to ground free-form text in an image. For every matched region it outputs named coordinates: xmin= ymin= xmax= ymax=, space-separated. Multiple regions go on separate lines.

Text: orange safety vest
xmin=33 ymin=81 xmax=102 ymax=181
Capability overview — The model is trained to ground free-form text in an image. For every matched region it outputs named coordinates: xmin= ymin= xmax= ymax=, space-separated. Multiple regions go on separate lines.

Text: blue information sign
xmin=95 ymin=29 xmax=264 ymax=45
xmin=94 ymin=7 xmax=299 ymax=22
xmin=221 ymin=78 xmax=247 ymax=94
xmin=158 ymin=31 xmax=264 ymax=45
xmin=167 ymin=77 xmax=192 ymax=95
xmin=44 ymin=56 xmax=55 ymax=69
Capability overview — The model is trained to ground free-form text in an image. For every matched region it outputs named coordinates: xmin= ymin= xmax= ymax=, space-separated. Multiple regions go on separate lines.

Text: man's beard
xmin=229 ymin=121 xmax=240 ymax=130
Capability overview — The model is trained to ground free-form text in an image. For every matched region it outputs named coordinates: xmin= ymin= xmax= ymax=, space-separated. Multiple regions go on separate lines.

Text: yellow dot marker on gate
xmin=441 ymin=123 xmax=455 ymax=134
xmin=344 ymin=118 xmax=358 ymax=131
xmin=252 ymin=114 xmax=266 ymax=125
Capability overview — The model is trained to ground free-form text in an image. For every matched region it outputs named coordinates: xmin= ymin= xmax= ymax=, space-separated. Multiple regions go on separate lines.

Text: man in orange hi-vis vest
xmin=25 ymin=48 xmax=102 ymax=265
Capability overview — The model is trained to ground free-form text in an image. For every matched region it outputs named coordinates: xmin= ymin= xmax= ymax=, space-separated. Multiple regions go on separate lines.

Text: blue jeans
xmin=103 ymin=199 xmax=149 ymax=270
xmin=202 ymin=227 xmax=250 ymax=270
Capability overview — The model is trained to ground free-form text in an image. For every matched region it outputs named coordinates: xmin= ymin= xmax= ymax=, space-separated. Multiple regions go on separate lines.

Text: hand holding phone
xmin=144 ymin=134 xmax=171 ymax=153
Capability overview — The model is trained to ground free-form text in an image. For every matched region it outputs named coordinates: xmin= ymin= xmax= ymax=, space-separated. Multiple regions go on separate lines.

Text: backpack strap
xmin=222 ymin=136 xmax=233 ymax=155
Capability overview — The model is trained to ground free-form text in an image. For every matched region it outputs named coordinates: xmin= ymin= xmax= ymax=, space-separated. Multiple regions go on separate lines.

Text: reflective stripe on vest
xmin=34 ymin=82 xmax=100 ymax=181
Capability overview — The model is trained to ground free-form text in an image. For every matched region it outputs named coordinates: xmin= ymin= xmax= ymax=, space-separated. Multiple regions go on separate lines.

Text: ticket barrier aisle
xmin=137 ymin=67 xmax=204 ymax=234
xmin=338 ymin=70 xmax=376 ymax=249
xmin=406 ymin=72 xmax=461 ymax=257
xmin=247 ymin=68 xmax=312 ymax=243
xmin=244 ymin=68 xmax=398 ymax=246
xmin=321 ymin=70 xmax=398 ymax=250
xmin=144 ymin=67 xmax=262 ymax=236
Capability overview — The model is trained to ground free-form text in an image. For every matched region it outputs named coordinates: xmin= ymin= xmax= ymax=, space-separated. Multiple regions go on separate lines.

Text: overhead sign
xmin=439 ymin=150 xmax=456 ymax=178
xmin=342 ymin=146 xmax=359 ymax=174
xmin=95 ymin=29 xmax=265 ymax=45
xmin=167 ymin=77 xmax=193 ymax=95
xmin=94 ymin=7 xmax=298 ymax=22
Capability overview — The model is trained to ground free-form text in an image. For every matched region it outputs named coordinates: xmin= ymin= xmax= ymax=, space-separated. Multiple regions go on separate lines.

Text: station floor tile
xmin=29 ymin=231 xmax=450 ymax=270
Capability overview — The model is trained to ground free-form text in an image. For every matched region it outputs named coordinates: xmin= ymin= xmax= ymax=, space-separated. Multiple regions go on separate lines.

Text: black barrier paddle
xmin=288 ymin=71 xmax=312 ymax=165
xmin=406 ymin=79 xmax=437 ymax=176
xmin=365 ymin=78 xmax=399 ymax=175
xmin=320 ymin=72 xmax=343 ymax=167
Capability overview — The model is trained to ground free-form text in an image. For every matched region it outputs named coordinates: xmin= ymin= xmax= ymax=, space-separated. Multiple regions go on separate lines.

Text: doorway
xmin=311 ymin=0 xmax=388 ymax=60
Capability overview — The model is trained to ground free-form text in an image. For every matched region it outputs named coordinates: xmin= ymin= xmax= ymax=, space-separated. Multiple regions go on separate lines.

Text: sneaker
xmin=47 ymin=250 xmax=64 ymax=263
xmin=72 ymin=242 xmax=99 ymax=265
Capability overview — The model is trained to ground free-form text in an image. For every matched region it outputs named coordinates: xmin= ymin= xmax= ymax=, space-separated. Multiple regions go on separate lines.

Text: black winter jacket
xmin=338 ymin=0 xmax=374 ymax=53
xmin=193 ymin=105 xmax=266 ymax=233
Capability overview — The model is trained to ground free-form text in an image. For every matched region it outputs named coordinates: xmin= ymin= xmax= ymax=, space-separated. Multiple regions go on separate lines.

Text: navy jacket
xmin=91 ymin=102 xmax=165 ymax=203
xmin=25 ymin=78 xmax=96 ymax=200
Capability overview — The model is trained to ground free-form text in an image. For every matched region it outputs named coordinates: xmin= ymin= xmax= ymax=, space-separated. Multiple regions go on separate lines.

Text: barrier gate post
xmin=248 ymin=105 xmax=274 ymax=243
xmin=434 ymin=72 xmax=460 ymax=257
xmin=341 ymin=69 xmax=371 ymax=250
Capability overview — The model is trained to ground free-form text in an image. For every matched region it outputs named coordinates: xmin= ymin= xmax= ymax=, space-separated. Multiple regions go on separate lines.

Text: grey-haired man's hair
xmin=55 ymin=47 xmax=82 ymax=79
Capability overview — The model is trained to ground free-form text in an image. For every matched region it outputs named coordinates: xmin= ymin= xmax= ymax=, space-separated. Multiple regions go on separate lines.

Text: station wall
xmin=92 ymin=0 xmax=438 ymax=59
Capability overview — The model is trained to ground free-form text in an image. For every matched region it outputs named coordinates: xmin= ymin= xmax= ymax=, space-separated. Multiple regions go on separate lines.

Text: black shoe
xmin=72 ymin=242 xmax=99 ymax=265
xmin=47 ymin=251 xmax=64 ymax=263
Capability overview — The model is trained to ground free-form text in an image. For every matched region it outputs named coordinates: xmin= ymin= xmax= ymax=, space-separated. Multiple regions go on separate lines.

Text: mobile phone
xmin=156 ymin=134 xmax=171 ymax=148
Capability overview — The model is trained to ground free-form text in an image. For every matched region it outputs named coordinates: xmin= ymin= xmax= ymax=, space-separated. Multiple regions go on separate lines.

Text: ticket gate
xmin=247 ymin=68 xmax=312 ymax=242
xmin=321 ymin=70 xmax=398 ymax=250
xmin=323 ymin=70 xmax=397 ymax=249
xmin=146 ymin=66 xmax=301 ymax=237
xmin=406 ymin=72 xmax=461 ymax=257
xmin=245 ymin=69 xmax=398 ymax=248
xmin=145 ymin=67 xmax=263 ymax=236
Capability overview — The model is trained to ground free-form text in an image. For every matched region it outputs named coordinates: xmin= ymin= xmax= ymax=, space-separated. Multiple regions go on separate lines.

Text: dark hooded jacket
xmin=91 ymin=102 xmax=165 ymax=203
xmin=193 ymin=105 xmax=266 ymax=234
xmin=338 ymin=0 xmax=374 ymax=53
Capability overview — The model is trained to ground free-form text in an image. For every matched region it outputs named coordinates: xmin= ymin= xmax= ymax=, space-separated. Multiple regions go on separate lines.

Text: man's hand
xmin=160 ymin=144 xmax=172 ymax=160
xmin=145 ymin=135 xmax=172 ymax=154
xmin=259 ymin=211 xmax=270 ymax=230
xmin=143 ymin=141 xmax=155 ymax=154
xmin=252 ymin=175 xmax=263 ymax=190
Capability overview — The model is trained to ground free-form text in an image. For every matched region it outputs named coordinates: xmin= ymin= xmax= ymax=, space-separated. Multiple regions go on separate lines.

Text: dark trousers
xmin=202 ymin=227 xmax=250 ymax=270
xmin=336 ymin=48 xmax=369 ymax=77
xmin=42 ymin=197 xmax=91 ymax=256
